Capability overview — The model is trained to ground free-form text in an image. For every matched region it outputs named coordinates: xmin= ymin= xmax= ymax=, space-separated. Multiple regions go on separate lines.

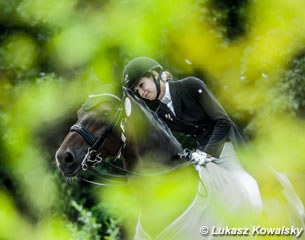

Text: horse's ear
xmin=122 ymin=86 xmax=135 ymax=98
xmin=122 ymin=86 xmax=128 ymax=98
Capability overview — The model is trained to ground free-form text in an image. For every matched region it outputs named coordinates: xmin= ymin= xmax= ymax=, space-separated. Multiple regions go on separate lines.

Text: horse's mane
xmin=128 ymin=92 xmax=182 ymax=149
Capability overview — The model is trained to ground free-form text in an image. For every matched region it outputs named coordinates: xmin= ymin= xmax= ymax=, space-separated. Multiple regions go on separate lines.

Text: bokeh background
xmin=1 ymin=0 xmax=305 ymax=239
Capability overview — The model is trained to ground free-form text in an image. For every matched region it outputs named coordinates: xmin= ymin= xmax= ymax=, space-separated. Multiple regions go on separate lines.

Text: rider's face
xmin=133 ymin=76 xmax=157 ymax=101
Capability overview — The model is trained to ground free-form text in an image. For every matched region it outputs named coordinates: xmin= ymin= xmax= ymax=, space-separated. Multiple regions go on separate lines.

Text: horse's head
xmin=55 ymin=88 xmax=183 ymax=178
xmin=55 ymin=91 xmax=123 ymax=177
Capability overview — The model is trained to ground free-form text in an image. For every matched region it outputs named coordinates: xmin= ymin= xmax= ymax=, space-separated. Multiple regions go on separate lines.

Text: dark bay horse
xmin=56 ymin=88 xmax=305 ymax=239
xmin=55 ymin=88 xmax=202 ymax=238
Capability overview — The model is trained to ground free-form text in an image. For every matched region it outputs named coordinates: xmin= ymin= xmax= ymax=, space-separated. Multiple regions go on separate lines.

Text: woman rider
xmin=122 ymin=56 xmax=263 ymax=211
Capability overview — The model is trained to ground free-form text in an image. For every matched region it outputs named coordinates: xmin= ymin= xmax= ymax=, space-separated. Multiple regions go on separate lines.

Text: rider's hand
xmin=191 ymin=149 xmax=211 ymax=166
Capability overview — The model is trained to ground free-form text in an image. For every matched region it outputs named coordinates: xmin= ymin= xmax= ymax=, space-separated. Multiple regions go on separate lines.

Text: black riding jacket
xmin=156 ymin=77 xmax=244 ymax=158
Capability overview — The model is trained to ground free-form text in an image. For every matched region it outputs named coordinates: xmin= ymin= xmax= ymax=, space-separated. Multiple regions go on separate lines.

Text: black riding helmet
xmin=123 ymin=57 xmax=163 ymax=99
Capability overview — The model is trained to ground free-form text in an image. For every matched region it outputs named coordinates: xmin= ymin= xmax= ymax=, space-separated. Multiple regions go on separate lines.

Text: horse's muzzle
xmin=55 ymin=148 xmax=81 ymax=177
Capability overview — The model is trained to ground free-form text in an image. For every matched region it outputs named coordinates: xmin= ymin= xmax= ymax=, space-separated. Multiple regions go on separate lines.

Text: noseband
xmin=70 ymin=94 xmax=125 ymax=171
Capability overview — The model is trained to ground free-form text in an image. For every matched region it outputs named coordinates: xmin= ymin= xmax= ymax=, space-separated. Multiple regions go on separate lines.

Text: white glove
xmin=191 ymin=150 xmax=213 ymax=167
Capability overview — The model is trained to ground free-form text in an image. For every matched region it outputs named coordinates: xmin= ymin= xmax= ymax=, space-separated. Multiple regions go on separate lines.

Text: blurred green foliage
xmin=278 ymin=52 xmax=305 ymax=116
xmin=66 ymin=200 xmax=123 ymax=240
xmin=1 ymin=0 xmax=305 ymax=239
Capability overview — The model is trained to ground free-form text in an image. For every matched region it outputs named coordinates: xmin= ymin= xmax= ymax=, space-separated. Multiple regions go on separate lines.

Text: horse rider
xmin=122 ymin=56 xmax=263 ymax=211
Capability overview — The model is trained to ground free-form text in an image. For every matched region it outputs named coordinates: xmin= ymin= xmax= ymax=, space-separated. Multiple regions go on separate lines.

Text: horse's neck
xmin=139 ymin=127 xmax=182 ymax=163
xmin=121 ymin=135 xmax=198 ymax=236
xmin=129 ymin=164 xmax=199 ymax=237
xmin=125 ymin=100 xmax=183 ymax=164
xmin=120 ymin=103 xmax=199 ymax=235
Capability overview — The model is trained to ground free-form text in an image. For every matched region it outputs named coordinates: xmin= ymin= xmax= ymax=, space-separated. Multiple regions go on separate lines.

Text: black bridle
xmin=68 ymin=92 xmax=195 ymax=186
xmin=70 ymin=94 xmax=125 ymax=171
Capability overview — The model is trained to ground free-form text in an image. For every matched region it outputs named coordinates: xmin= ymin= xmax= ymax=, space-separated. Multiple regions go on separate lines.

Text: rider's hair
xmin=160 ymin=70 xmax=173 ymax=82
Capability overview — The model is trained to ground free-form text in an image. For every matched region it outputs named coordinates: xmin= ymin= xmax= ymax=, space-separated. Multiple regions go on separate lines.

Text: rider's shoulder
xmin=174 ymin=76 xmax=206 ymax=90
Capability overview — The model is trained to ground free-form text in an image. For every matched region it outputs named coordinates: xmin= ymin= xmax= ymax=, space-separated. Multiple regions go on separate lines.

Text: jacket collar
xmin=160 ymin=82 xmax=171 ymax=105
xmin=168 ymin=81 xmax=182 ymax=117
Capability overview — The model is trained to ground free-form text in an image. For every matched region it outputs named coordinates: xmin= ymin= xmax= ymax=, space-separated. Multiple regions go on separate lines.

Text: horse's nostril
xmin=64 ymin=151 xmax=75 ymax=165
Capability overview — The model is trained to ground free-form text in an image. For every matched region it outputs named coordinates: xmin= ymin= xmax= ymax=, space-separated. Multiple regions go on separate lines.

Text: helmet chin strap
xmin=153 ymin=73 xmax=161 ymax=100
